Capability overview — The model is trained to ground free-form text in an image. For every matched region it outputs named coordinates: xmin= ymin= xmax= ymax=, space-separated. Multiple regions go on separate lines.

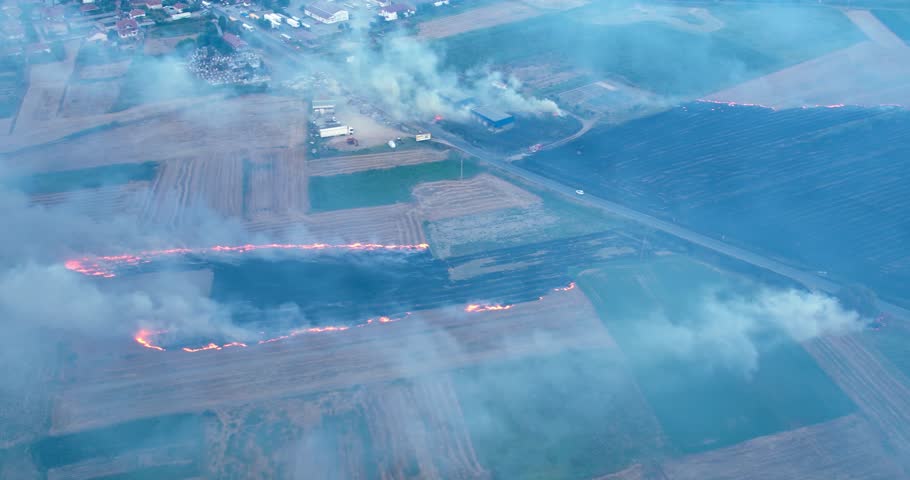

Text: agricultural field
xmin=453 ymin=348 xmax=665 ymax=479
xmin=874 ymin=9 xmax=910 ymax=43
xmin=413 ymin=173 xmax=540 ymax=221
xmin=662 ymin=413 xmax=903 ymax=480
xmin=7 ymin=94 xmax=305 ymax=172
xmin=417 ymin=1 xmax=544 ymax=39
xmin=8 ymin=162 xmax=157 ymax=195
xmin=242 ymin=150 xmax=309 ymax=219
xmin=577 ymin=256 xmax=856 ymax=453
xmin=703 ymin=9 xmax=910 ymax=108
xmin=520 ymin=103 xmax=910 ymax=307
xmin=803 ymin=334 xmax=910 ymax=470
xmin=436 ymin=4 xmax=865 ymax=97
xmin=31 ymin=414 xmax=208 ymax=480
xmin=59 ymin=81 xmax=122 ymax=118
xmin=0 ymin=58 xmax=26 ymax=120
xmin=424 ymin=188 xmax=619 ymax=258
xmin=308 ymin=158 xmax=482 ymax=212
xmin=51 ymin=288 xmax=610 ymax=435
xmin=307 ymin=149 xmax=448 ymax=177
xmin=142 ymin=154 xmax=245 ymax=226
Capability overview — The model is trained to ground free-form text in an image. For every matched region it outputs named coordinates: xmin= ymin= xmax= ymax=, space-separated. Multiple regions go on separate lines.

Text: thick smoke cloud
xmin=626 ymin=287 xmax=864 ymax=376
xmin=335 ymin=34 xmax=559 ymax=120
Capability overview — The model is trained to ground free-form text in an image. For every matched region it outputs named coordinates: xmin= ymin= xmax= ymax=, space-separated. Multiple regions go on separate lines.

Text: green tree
xmin=218 ymin=14 xmax=227 ymax=32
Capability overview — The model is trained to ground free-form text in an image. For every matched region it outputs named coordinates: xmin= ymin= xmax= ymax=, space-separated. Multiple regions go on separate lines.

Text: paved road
xmin=424 ymin=123 xmax=909 ymax=319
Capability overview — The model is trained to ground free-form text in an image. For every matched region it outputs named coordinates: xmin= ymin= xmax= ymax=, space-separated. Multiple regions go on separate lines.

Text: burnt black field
xmin=519 ymin=103 xmax=910 ymax=307
xmin=141 ymin=231 xmax=637 ymax=341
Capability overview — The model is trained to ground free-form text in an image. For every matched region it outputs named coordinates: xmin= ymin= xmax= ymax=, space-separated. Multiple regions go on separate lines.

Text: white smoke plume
xmin=338 ymin=34 xmax=559 ymax=120
xmin=626 ymin=288 xmax=864 ymax=376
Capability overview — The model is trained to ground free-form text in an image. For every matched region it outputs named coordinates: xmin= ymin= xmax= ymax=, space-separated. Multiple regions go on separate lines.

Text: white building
xmin=304 ymin=1 xmax=348 ymax=24
xmin=379 ymin=3 xmax=414 ymax=21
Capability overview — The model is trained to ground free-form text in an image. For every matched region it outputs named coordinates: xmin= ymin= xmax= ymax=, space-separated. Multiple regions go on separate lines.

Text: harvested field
xmin=803 ymin=334 xmax=910 ymax=471
xmin=142 ymin=155 xmax=245 ymax=226
xmin=7 ymin=94 xmax=304 ymax=171
xmin=77 ymin=61 xmax=131 ymax=81
xmin=308 ymin=149 xmax=448 ymax=177
xmin=246 ymin=203 xmax=425 ymax=246
xmin=13 ymin=41 xmax=79 ymax=134
xmin=412 ymin=173 xmax=541 ymax=221
xmin=417 ymin=1 xmax=542 ymax=39
xmin=425 ymin=201 xmax=612 ymax=259
xmin=704 ymin=8 xmax=910 ymax=108
xmin=243 ymin=150 xmax=309 ymax=219
xmin=453 ymin=348 xmax=664 ymax=478
xmin=1 ymin=95 xmax=221 ymax=154
xmin=845 ymin=9 xmax=905 ymax=49
xmin=362 ymin=376 xmax=489 ymax=480
xmin=59 ymin=81 xmax=120 ymax=117
xmin=520 ymin=103 xmax=910 ymax=306
xmin=702 ymin=41 xmax=910 ymax=108
xmin=576 ymin=5 xmax=724 ymax=33
xmin=51 ymin=287 xmax=612 ymax=434
xmin=144 ymin=35 xmax=198 ymax=56
xmin=30 ymin=183 xmax=149 ymax=220
xmin=662 ymin=413 xmax=902 ymax=479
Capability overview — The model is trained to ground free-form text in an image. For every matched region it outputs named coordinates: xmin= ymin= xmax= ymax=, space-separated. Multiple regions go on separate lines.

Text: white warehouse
xmin=304 ymin=1 xmax=349 ymax=24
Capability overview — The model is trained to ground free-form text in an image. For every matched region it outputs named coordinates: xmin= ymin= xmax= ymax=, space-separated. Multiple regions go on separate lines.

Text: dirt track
xmin=52 ymin=288 xmax=612 ymax=434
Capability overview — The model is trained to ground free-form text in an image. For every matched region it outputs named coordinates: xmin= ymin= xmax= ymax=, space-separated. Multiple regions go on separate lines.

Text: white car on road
xmin=575 ymin=189 xmax=585 ymax=195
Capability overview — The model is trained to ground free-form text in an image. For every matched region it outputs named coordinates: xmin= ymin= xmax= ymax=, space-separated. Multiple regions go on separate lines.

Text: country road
xmin=425 ymin=123 xmax=909 ymax=320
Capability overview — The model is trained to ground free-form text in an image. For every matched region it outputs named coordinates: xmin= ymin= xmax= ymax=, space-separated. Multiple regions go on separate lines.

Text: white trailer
xmin=319 ymin=125 xmax=353 ymax=138
xmin=286 ymin=17 xmax=300 ymax=27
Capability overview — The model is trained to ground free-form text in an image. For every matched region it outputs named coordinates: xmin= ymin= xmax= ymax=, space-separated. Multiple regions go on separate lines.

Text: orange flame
xmin=65 ymin=242 xmax=430 ymax=278
xmin=465 ymin=303 xmax=513 ymax=313
xmin=134 ymin=329 xmax=166 ymax=351
xmin=553 ymin=282 xmax=576 ymax=292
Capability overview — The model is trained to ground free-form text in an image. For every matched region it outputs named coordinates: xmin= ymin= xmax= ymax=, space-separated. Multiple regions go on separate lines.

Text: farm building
xmin=379 ymin=3 xmax=415 ymax=21
xmin=312 ymin=100 xmax=335 ymax=115
xmin=471 ymin=107 xmax=514 ymax=129
xmin=304 ymin=1 xmax=348 ymax=24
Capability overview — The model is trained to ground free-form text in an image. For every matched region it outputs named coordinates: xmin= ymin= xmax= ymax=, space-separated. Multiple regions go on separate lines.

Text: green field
xmin=452 ymin=349 xmax=664 ymax=479
xmin=308 ymin=158 xmax=481 ymax=212
xmin=436 ymin=5 xmax=864 ymax=96
xmin=32 ymin=414 xmax=205 ymax=470
xmin=9 ymin=161 xmax=158 ymax=195
xmin=577 ymin=256 xmax=855 ymax=454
